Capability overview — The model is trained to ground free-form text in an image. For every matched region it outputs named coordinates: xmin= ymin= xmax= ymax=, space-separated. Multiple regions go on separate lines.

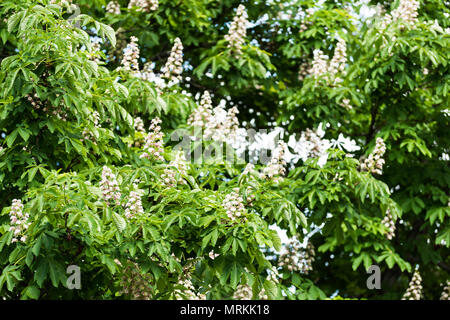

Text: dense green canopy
xmin=0 ymin=0 xmax=448 ymax=300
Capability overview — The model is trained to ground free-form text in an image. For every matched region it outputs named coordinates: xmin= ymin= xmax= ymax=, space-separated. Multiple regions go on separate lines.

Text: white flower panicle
xmin=380 ymin=0 xmax=420 ymax=30
xmin=121 ymin=36 xmax=140 ymax=72
xmin=381 ymin=208 xmax=396 ymax=240
xmin=128 ymin=0 xmax=158 ymax=12
xmin=134 ymin=116 xmax=146 ymax=134
xmin=9 ymin=199 xmax=30 ymax=243
xmin=188 ymin=92 xmax=241 ymax=143
xmin=263 ymin=141 xmax=287 ymax=181
xmin=391 ymin=0 xmax=420 ymax=26
xmin=124 ymin=189 xmax=144 ymax=219
xmin=106 ymin=1 xmax=121 ymax=14
xmin=299 ymin=242 xmax=315 ymax=274
xmin=223 ymin=188 xmax=247 ymax=222
xmin=233 ymin=284 xmax=252 ymax=300
xmin=100 ymin=166 xmax=122 ymax=206
xmin=161 ymin=151 xmax=188 ymax=187
xmin=440 ymin=280 xmax=450 ymax=300
xmin=162 ymin=38 xmax=184 ymax=85
xmin=278 ymin=237 xmax=301 ymax=272
xmin=140 ymin=117 xmax=164 ymax=161
xmin=279 ymin=237 xmax=315 ymax=274
xmin=81 ymin=111 xmax=101 ymax=144
xmin=187 ymin=91 xmax=214 ymax=128
xmin=117 ymin=260 xmax=153 ymax=300
xmin=225 ymin=4 xmax=248 ymax=57
xmin=402 ymin=269 xmax=423 ymax=300
xmin=328 ymin=37 xmax=347 ymax=76
xmin=309 ymin=38 xmax=347 ymax=82
xmin=360 ymin=137 xmax=386 ymax=175
xmin=309 ymin=49 xmax=329 ymax=77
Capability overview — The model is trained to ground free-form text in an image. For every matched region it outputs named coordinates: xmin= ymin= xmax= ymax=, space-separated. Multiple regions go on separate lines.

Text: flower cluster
xmin=9 ymin=199 xmax=30 ymax=243
xmin=381 ymin=208 xmax=396 ymax=240
xmin=140 ymin=118 xmax=164 ymax=161
xmin=188 ymin=91 xmax=241 ymax=143
xmin=124 ymin=189 xmax=144 ymax=219
xmin=26 ymin=93 xmax=43 ymax=110
xmin=117 ymin=260 xmax=153 ymax=300
xmin=262 ymin=141 xmax=287 ymax=181
xmin=402 ymin=269 xmax=423 ymax=300
xmin=128 ymin=0 xmax=158 ymax=12
xmin=224 ymin=4 xmax=248 ymax=57
xmin=279 ymin=237 xmax=315 ymax=274
xmin=223 ymin=188 xmax=247 ymax=222
xmin=309 ymin=49 xmax=329 ymax=77
xmin=100 ymin=166 xmax=122 ymax=206
xmin=121 ymin=36 xmax=140 ymax=72
xmin=174 ymin=277 xmax=206 ymax=300
xmin=379 ymin=0 xmax=420 ymax=30
xmin=360 ymin=137 xmax=386 ymax=175
xmin=233 ymin=284 xmax=252 ymax=300
xmin=286 ymin=126 xmax=332 ymax=167
xmin=106 ymin=1 xmax=121 ymax=14
xmin=162 ymin=38 xmax=184 ymax=85
xmin=134 ymin=116 xmax=145 ymax=134
xmin=299 ymin=8 xmax=314 ymax=32
xmin=90 ymin=39 xmax=102 ymax=64
xmin=308 ymin=38 xmax=347 ymax=83
xmin=298 ymin=61 xmax=310 ymax=81
xmin=328 ymin=37 xmax=347 ymax=80
xmin=161 ymin=151 xmax=188 ymax=187
xmin=187 ymin=91 xmax=214 ymax=129
xmin=299 ymin=242 xmax=315 ymax=275
xmin=130 ymin=116 xmax=146 ymax=148
xmin=81 ymin=111 xmax=101 ymax=144
xmin=340 ymin=98 xmax=352 ymax=110
xmin=440 ymin=280 xmax=450 ymax=300
xmin=391 ymin=0 xmax=420 ymax=26
xmin=138 ymin=62 xmax=164 ymax=90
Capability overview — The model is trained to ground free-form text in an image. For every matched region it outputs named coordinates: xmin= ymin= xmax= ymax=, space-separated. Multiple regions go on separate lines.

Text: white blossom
xmin=381 ymin=208 xmax=396 ymax=240
xmin=106 ymin=1 xmax=121 ymax=14
xmin=278 ymin=237 xmax=315 ymax=274
xmin=233 ymin=284 xmax=252 ymax=300
xmin=162 ymin=38 xmax=183 ymax=85
xmin=309 ymin=49 xmax=329 ymax=77
xmin=328 ymin=37 xmax=347 ymax=76
xmin=128 ymin=0 xmax=158 ymax=12
xmin=161 ymin=151 xmax=188 ymax=187
xmin=224 ymin=4 xmax=248 ymax=57
xmin=121 ymin=36 xmax=140 ymax=72
xmin=100 ymin=166 xmax=122 ymax=206
xmin=124 ymin=187 xmax=144 ymax=219
xmin=440 ymin=280 xmax=450 ymax=300
xmin=263 ymin=141 xmax=287 ymax=182
xmin=9 ymin=199 xmax=30 ymax=243
xmin=223 ymin=188 xmax=247 ymax=222
xmin=402 ymin=269 xmax=423 ymax=300
xmin=140 ymin=117 xmax=164 ymax=161
xmin=360 ymin=137 xmax=386 ymax=175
